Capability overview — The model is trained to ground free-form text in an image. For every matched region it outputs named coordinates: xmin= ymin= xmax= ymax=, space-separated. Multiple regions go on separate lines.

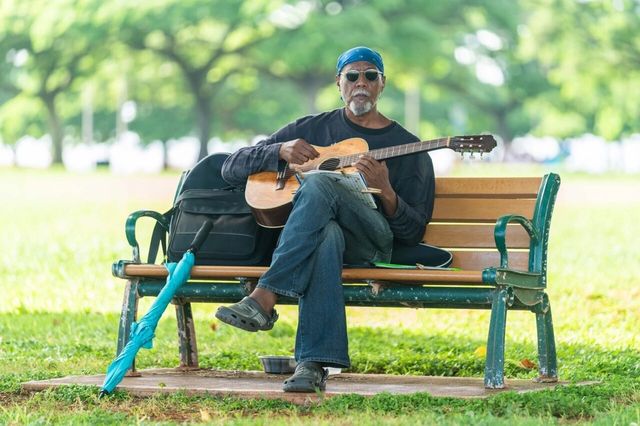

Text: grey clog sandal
xmin=215 ymin=296 xmax=278 ymax=332
xmin=283 ymin=361 xmax=328 ymax=392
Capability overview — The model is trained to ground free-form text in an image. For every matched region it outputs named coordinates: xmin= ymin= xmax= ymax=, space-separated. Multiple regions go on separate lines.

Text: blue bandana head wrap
xmin=336 ymin=46 xmax=384 ymax=75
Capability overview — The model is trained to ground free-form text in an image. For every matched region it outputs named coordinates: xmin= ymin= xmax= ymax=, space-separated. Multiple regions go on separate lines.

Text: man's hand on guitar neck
xmin=354 ymin=155 xmax=398 ymax=217
xmin=279 ymin=139 xmax=320 ymax=165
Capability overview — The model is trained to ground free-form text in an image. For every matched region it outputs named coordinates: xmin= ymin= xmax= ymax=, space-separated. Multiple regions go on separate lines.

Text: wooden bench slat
xmin=435 ymin=177 xmax=542 ymax=198
xmin=449 ymin=250 xmax=528 ymax=270
xmin=424 ymin=223 xmax=531 ymax=249
xmin=432 ymin=198 xmax=536 ymax=222
xmin=122 ymin=264 xmax=485 ymax=283
xmin=122 ymin=253 xmax=530 ymax=283
xmin=123 ymin=250 xmax=531 ymax=282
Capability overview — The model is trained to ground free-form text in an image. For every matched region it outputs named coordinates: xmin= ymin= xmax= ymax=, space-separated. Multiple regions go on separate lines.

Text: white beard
xmin=348 ymin=100 xmax=373 ymax=116
xmin=345 ymin=88 xmax=376 ymax=116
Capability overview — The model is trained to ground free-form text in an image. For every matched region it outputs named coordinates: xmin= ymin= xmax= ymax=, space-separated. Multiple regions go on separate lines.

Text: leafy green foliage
xmin=522 ymin=0 xmax=640 ymax=139
xmin=0 ymin=0 xmax=111 ymax=161
xmin=3 ymin=0 xmax=639 ymax=161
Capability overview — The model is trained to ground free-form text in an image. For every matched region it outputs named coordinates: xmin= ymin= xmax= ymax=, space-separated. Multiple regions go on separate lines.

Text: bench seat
xmin=115 ymin=263 xmax=484 ymax=283
xmin=112 ymin=173 xmax=561 ymax=389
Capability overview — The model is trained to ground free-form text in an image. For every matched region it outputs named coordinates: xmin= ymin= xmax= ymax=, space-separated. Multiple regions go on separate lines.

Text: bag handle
xmin=147 ymin=208 xmax=173 ymax=264
xmin=174 ymin=187 xmax=237 ymax=205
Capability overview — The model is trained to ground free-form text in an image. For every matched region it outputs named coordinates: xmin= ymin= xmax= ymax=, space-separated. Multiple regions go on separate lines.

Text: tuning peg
xmin=469 ymin=151 xmax=475 ymax=159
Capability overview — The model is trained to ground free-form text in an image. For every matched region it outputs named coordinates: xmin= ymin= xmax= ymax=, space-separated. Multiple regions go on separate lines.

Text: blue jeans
xmin=257 ymin=173 xmax=393 ymax=368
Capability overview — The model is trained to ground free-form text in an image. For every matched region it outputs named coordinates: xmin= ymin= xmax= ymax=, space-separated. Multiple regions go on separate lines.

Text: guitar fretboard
xmin=337 ymin=137 xmax=450 ymax=168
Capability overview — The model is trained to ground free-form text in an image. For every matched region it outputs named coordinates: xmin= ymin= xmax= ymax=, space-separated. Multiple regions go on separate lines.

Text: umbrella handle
xmin=189 ymin=220 xmax=213 ymax=254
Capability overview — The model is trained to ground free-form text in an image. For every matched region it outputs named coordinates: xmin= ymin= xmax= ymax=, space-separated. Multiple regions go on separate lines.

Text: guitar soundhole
xmin=318 ymin=158 xmax=340 ymax=171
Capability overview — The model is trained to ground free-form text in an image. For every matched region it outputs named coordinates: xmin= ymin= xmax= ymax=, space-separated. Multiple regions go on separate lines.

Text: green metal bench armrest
xmin=483 ymin=267 xmax=544 ymax=288
xmin=125 ymin=210 xmax=169 ymax=262
xmin=494 ymin=214 xmax=539 ymax=269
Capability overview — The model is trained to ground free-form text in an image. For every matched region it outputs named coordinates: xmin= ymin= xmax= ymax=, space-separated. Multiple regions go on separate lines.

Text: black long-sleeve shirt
xmin=222 ymin=108 xmax=435 ymax=245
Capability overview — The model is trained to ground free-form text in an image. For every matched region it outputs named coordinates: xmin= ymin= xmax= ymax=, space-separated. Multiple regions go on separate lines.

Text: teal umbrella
xmin=99 ymin=221 xmax=212 ymax=398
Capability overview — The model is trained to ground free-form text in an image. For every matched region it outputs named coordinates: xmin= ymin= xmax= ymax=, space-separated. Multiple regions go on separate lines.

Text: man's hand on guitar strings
xmin=279 ymin=138 xmax=320 ymax=165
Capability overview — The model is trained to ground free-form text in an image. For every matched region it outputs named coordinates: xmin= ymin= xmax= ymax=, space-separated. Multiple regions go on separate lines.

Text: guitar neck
xmin=337 ymin=137 xmax=450 ymax=168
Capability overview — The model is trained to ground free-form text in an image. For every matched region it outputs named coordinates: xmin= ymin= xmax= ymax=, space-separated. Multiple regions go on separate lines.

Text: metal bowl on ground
xmin=259 ymin=356 xmax=296 ymax=374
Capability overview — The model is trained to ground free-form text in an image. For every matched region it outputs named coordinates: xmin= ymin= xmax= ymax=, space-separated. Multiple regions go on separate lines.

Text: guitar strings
xmin=281 ymin=135 xmax=490 ymax=176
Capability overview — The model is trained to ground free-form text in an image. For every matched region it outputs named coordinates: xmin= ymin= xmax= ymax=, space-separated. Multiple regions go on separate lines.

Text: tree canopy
xmin=1 ymin=0 xmax=638 ymax=162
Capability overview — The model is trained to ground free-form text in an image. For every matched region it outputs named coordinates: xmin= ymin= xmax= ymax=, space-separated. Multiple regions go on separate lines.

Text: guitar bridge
xmin=275 ymin=167 xmax=287 ymax=191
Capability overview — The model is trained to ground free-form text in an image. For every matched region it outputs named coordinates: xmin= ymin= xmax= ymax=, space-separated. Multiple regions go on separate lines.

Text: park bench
xmin=111 ymin=173 xmax=561 ymax=389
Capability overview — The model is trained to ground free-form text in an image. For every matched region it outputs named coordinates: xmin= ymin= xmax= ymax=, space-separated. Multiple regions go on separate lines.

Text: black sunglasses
xmin=341 ymin=69 xmax=383 ymax=82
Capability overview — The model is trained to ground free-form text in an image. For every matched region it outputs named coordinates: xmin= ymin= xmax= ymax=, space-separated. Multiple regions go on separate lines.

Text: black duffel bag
xmin=150 ymin=153 xmax=280 ymax=266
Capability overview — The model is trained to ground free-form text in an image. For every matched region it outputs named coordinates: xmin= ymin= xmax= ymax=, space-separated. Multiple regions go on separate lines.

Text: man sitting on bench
xmin=215 ymin=46 xmax=436 ymax=392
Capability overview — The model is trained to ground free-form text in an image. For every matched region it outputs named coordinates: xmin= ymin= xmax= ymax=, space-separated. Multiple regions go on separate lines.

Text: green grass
xmin=1 ymin=166 xmax=639 ymax=424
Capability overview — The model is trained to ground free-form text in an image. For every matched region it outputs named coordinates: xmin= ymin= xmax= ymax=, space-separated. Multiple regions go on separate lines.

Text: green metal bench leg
xmin=535 ymin=293 xmax=558 ymax=382
xmin=484 ymin=287 xmax=510 ymax=389
xmin=117 ymin=279 xmax=140 ymax=375
xmin=175 ymin=302 xmax=199 ymax=369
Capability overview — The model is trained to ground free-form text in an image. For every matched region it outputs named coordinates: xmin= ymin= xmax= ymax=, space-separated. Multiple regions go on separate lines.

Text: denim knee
xmin=320 ymin=220 xmax=345 ymax=253
xmin=298 ymin=173 xmax=340 ymax=199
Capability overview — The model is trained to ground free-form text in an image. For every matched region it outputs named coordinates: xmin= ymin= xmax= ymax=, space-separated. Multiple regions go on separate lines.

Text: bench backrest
xmin=424 ymin=175 xmax=559 ymax=273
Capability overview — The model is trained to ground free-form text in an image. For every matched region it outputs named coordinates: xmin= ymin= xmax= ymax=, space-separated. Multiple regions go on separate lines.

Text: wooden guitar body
xmin=245 ymin=138 xmax=368 ymax=228
xmin=244 ymin=133 xmax=496 ymax=228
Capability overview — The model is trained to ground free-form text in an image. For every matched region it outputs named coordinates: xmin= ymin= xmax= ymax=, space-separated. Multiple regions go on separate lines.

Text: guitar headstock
xmin=448 ymin=134 xmax=497 ymax=155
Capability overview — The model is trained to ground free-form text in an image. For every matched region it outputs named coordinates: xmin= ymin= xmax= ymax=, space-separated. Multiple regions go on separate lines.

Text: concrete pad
xmin=23 ymin=368 xmax=568 ymax=403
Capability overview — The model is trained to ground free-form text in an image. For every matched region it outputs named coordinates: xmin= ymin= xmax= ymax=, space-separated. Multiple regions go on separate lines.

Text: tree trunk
xmin=181 ymin=69 xmax=212 ymax=161
xmin=195 ymin=92 xmax=212 ymax=161
xmin=162 ymin=140 xmax=169 ymax=170
xmin=404 ymin=84 xmax=421 ymax=135
xmin=495 ymin=110 xmax=512 ymax=146
xmin=494 ymin=109 xmax=513 ymax=162
xmin=304 ymin=77 xmax=322 ymax=114
xmin=82 ymin=84 xmax=94 ymax=145
xmin=43 ymin=94 xmax=64 ymax=165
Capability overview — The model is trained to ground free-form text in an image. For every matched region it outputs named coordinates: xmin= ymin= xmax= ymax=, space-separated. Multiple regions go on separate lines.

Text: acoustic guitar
xmin=245 ymin=134 xmax=497 ymax=228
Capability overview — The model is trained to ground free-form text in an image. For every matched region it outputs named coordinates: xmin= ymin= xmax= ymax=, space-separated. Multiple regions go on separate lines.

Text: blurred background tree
xmin=1 ymin=0 xmax=638 ymax=163
xmin=521 ymin=0 xmax=640 ymax=141
xmin=0 ymin=0 xmax=109 ymax=163
xmin=113 ymin=0 xmax=296 ymax=159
